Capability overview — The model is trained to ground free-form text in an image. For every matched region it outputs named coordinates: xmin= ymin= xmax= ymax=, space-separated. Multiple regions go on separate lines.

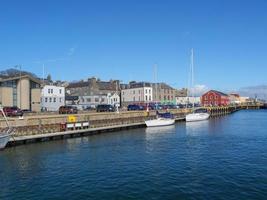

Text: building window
xmin=101 ymin=98 xmax=105 ymax=102
xmin=149 ymin=96 xmax=151 ymax=101
xmin=59 ymin=89 xmax=62 ymax=94
xmin=95 ymin=98 xmax=99 ymax=102
xmin=54 ymin=98 xmax=56 ymax=102
xmin=133 ymin=90 xmax=135 ymax=94
xmin=49 ymin=98 xmax=52 ymax=102
xmin=87 ymin=98 xmax=91 ymax=102
xmin=51 ymin=89 xmax=53 ymax=94
xmin=59 ymin=98 xmax=62 ymax=102
xmin=149 ymin=90 xmax=151 ymax=94
xmin=145 ymin=96 xmax=148 ymax=101
xmin=45 ymin=98 xmax=48 ymax=102
xmin=145 ymin=89 xmax=147 ymax=94
xmin=48 ymin=89 xmax=50 ymax=94
xmin=210 ymin=96 xmax=213 ymax=100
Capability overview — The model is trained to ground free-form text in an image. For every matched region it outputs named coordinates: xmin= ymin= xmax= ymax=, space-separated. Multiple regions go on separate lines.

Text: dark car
xmin=127 ymin=104 xmax=144 ymax=111
xmin=3 ymin=106 xmax=23 ymax=117
xmin=96 ymin=104 xmax=115 ymax=112
xmin=59 ymin=106 xmax=78 ymax=114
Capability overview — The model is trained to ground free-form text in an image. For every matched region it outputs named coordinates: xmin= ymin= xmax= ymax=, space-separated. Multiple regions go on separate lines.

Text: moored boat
xmin=185 ymin=49 xmax=210 ymax=122
xmin=0 ymin=107 xmax=14 ymax=149
xmin=145 ymin=111 xmax=175 ymax=127
xmin=145 ymin=117 xmax=175 ymax=127
xmin=186 ymin=108 xmax=210 ymax=122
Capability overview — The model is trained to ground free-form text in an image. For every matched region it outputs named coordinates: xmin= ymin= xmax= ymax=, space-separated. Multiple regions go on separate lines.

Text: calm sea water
xmin=0 ymin=110 xmax=267 ymax=200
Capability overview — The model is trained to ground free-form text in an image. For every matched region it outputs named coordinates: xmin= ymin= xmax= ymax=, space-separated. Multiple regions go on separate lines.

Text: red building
xmin=201 ymin=90 xmax=230 ymax=106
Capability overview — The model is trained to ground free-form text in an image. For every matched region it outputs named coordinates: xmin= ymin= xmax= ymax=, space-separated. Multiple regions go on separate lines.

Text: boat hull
xmin=0 ymin=134 xmax=11 ymax=149
xmin=186 ymin=113 xmax=210 ymax=122
xmin=145 ymin=118 xmax=175 ymax=127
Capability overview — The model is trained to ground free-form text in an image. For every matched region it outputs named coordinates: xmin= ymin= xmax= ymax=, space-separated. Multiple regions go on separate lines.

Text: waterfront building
xmin=121 ymin=82 xmax=153 ymax=106
xmin=201 ymin=90 xmax=230 ymax=106
xmin=41 ymin=85 xmax=65 ymax=111
xmin=229 ymin=93 xmax=241 ymax=104
xmin=176 ymin=96 xmax=201 ymax=105
xmin=175 ymin=88 xmax=188 ymax=97
xmin=66 ymin=77 xmax=120 ymax=97
xmin=65 ymin=95 xmax=79 ymax=106
xmin=152 ymin=83 xmax=177 ymax=104
xmin=0 ymin=75 xmax=41 ymax=112
xmin=77 ymin=93 xmax=120 ymax=109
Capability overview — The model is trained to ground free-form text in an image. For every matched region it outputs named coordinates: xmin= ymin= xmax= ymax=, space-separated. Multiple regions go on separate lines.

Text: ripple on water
xmin=0 ymin=110 xmax=267 ymax=200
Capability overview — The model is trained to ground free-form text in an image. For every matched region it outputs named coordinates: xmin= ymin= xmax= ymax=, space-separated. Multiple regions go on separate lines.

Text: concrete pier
xmin=1 ymin=104 xmax=263 ymax=147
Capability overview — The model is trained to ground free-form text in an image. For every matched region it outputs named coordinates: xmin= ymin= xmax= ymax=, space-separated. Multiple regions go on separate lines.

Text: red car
xmin=3 ymin=106 xmax=24 ymax=117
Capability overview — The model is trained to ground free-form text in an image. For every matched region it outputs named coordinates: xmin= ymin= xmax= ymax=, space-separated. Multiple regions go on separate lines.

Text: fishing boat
xmin=0 ymin=106 xmax=14 ymax=149
xmin=185 ymin=49 xmax=210 ymax=122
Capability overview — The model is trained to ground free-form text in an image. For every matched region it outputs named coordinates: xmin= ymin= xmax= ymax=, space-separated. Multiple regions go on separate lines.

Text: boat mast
xmin=0 ymin=105 xmax=10 ymax=128
xmin=154 ymin=63 xmax=158 ymax=109
xmin=191 ymin=48 xmax=195 ymax=109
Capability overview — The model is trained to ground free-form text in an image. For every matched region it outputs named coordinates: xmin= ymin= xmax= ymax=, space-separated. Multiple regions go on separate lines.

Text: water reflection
xmin=145 ymin=125 xmax=175 ymax=140
xmin=185 ymin=120 xmax=210 ymax=136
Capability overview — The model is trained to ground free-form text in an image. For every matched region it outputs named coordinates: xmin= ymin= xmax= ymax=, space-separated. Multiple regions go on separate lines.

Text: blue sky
xmin=0 ymin=0 xmax=267 ymax=91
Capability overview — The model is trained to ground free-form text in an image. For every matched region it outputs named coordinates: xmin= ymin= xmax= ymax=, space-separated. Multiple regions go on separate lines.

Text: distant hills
xmin=238 ymin=85 xmax=267 ymax=100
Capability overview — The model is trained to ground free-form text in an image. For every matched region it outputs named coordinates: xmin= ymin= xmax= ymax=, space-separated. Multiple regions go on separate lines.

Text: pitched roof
xmin=0 ymin=74 xmax=41 ymax=84
xmin=67 ymin=80 xmax=117 ymax=91
xmin=207 ymin=90 xmax=229 ymax=96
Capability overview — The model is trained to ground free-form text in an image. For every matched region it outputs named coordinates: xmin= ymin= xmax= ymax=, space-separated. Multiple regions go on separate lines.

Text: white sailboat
xmin=145 ymin=117 xmax=175 ymax=127
xmin=0 ymin=106 xmax=14 ymax=149
xmin=186 ymin=49 xmax=210 ymax=122
xmin=145 ymin=64 xmax=175 ymax=127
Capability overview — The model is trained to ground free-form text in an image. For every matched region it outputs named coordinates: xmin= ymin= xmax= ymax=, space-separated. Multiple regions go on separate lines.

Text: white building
xmin=176 ymin=96 xmax=201 ymax=105
xmin=78 ymin=93 xmax=120 ymax=109
xmin=121 ymin=86 xmax=153 ymax=105
xmin=107 ymin=93 xmax=120 ymax=106
xmin=41 ymin=85 xmax=65 ymax=111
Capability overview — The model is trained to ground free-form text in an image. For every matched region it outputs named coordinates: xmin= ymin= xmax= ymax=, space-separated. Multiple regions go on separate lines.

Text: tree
xmin=47 ymin=74 xmax=52 ymax=82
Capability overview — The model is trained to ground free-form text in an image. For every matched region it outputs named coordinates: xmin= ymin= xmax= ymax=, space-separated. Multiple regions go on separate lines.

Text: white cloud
xmin=238 ymin=85 xmax=267 ymax=100
xmin=188 ymin=84 xmax=209 ymax=97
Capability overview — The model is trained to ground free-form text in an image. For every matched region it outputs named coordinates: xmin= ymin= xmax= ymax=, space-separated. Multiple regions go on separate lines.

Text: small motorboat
xmin=0 ymin=107 xmax=14 ymax=149
xmin=145 ymin=112 xmax=175 ymax=127
xmin=186 ymin=108 xmax=210 ymax=122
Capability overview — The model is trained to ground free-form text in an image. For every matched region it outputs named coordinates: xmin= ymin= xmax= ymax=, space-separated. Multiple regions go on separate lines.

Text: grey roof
xmin=152 ymin=83 xmax=174 ymax=90
xmin=208 ymin=90 xmax=229 ymax=96
xmin=67 ymin=79 xmax=118 ymax=91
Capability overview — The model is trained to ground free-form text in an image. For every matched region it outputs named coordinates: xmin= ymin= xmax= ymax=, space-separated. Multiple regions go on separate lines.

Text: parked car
xmin=3 ymin=106 xmax=23 ymax=117
xmin=127 ymin=104 xmax=144 ymax=111
xmin=96 ymin=104 xmax=115 ymax=112
xmin=83 ymin=105 xmax=96 ymax=111
xmin=59 ymin=106 xmax=78 ymax=114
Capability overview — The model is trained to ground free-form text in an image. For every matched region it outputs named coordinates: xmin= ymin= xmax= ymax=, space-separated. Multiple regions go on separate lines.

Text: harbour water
xmin=1 ymin=110 xmax=267 ymax=200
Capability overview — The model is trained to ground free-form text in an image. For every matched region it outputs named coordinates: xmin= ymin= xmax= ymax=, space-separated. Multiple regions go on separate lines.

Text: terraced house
xmin=66 ymin=77 xmax=120 ymax=109
xmin=151 ymin=83 xmax=177 ymax=104
xmin=121 ymin=81 xmax=153 ymax=106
